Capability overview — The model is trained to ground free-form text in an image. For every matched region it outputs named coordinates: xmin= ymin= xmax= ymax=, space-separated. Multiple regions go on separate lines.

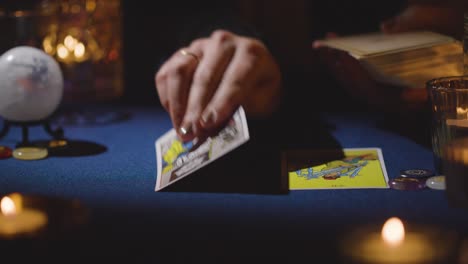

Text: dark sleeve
xmin=121 ymin=0 xmax=267 ymax=104
xmin=407 ymin=0 xmax=468 ymax=7
xmin=160 ymin=1 xmax=266 ymax=57
xmin=175 ymin=12 xmax=264 ymax=47
xmin=281 ymin=0 xmax=409 ymax=114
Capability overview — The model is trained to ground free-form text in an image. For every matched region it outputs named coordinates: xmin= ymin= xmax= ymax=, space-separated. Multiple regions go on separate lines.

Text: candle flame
xmin=86 ymin=0 xmax=96 ymax=12
xmin=64 ymin=35 xmax=78 ymax=51
xmin=1 ymin=196 xmax=16 ymax=216
xmin=57 ymin=44 xmax=69 ymax=59
xmin=43 ymin=36 xmax=54 ymax=55
xmin=74 ymin=43 xmax=86 ymax=58
xmin=381 ymin=217 xmax=405 ymax=246
xmin=457 ymin=107 xmax=468 ymax=116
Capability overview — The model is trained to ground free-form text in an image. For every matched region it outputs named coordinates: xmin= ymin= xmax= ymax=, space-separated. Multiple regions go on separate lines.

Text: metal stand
xmin=0 ymin=119 xmax=64 ymax=147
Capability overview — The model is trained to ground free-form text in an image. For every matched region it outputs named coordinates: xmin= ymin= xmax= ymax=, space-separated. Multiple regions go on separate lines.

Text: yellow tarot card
xmin=288 ymin=148 xmax=389 ymax=190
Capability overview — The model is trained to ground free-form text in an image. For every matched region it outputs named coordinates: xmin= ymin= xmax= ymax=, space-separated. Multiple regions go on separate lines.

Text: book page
xmin=316 ymin=31 xmax=462 ymax=88
xmin=318 ymin=31 xmax=456 ymax=59
xmin=361 ymin=42 xmax=463 ymax=88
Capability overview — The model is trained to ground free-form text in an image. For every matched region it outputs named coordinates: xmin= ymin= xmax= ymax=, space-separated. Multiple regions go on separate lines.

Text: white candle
xmin=446 ymin=107 xmax=468 ymax=127
xmin=446 ymin=119 xmax=468 ymax=128
xmin=0 ymin=194 xmax=48 ymax=238
xmin=341 ymin=217 xmax=455 ymax=263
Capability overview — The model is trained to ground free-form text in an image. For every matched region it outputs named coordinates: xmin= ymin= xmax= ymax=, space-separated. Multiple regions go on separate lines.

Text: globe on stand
xmin=0 ymin=46 xmax=65 ymax=147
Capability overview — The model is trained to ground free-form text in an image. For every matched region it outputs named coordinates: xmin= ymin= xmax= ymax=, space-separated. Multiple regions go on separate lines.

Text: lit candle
xmin=445 ymin=107 xmax=468 ymax=127
xmin=446 ymin=119 xmax=468 ymax=128
xmin=341 ymin=217 xmax=456 ymax=263
xmin=456 ymin=107 xmax=468 ymax=117
xmin=0 ymin=194 xmax=48 ymax=238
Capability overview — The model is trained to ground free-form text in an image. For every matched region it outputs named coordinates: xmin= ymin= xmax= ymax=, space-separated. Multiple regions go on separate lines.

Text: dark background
xmin=0 ymin=0 xmax=405 ymax=107
xmin=120 ymin=0 xmax=405 ymax=106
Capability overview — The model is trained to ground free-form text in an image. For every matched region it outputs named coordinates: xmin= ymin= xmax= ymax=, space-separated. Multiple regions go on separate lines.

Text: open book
xmin=317 ymin=31 xmax=463 ymax=88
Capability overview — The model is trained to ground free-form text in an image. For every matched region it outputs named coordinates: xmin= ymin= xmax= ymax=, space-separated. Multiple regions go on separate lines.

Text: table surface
xmin=1 ymin=104 xmax=467 ymax=262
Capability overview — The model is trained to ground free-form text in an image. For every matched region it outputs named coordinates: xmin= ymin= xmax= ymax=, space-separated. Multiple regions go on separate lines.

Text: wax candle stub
xmin=341 ymin=217 xmax=456 ymax=263
xmin=0 ymin=195 xmax=48 ymax=238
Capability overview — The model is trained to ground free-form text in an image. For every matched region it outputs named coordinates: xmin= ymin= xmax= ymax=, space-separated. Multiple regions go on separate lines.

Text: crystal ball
xmin=0 ymin=46 xmax=63 ymax=122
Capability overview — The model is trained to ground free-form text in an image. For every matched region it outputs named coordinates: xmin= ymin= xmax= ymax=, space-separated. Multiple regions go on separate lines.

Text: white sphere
xmin=0 ymin=46 xmax=63 ymax=122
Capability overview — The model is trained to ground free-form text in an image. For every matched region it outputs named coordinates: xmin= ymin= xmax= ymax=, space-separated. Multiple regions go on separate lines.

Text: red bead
xmin=0 ymin=146 xmax=12 ymax=159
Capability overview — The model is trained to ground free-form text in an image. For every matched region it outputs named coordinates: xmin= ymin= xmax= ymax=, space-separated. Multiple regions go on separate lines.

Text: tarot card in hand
xmin=155 ymin=107 xmax=249 ymax=191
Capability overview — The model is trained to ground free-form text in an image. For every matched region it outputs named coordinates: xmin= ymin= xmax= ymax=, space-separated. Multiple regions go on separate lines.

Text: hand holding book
xmin=312 ymin=32 xmax=449 ymax=112
xmin=311 ymin=1 xmax=464 ymax=113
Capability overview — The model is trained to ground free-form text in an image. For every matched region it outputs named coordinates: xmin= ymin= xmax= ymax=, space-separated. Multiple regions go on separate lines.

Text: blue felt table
xmin=1 ymin=104 xmax=467 ymax=262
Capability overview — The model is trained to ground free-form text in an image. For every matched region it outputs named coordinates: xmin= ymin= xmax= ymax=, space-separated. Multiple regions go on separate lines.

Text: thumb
xmin=380 ymin=17 xmax=405 ymax=33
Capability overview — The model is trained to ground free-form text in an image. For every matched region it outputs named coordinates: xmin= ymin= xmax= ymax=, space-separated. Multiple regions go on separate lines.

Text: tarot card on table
xmin=288 ymin=148 xmax=389 ymax=190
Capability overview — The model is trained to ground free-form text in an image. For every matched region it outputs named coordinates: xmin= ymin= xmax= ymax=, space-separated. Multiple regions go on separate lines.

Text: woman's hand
xmin=312 ymin=33 xmax=427 ymax=113
xmin=155 ymin=30 xmax=282 ymax=142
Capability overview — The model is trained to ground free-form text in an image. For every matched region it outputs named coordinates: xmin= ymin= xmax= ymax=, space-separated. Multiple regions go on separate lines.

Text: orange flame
xmin=381 ymin=217 xmax=405 ymax=246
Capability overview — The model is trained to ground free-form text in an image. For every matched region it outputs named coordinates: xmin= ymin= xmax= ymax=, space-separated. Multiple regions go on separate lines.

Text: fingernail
xmin=312 ymin=41 xmax=322 ymax=49
xmin=201 ymin=110 xmax=217 ymax=128
xmin=325 ymin=32 xmax=338 ymax=39
xmin=179 ymin=125 xmax=192 ymax=136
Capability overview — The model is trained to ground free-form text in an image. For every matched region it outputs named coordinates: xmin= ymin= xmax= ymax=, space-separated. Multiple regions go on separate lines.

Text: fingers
xmin=179 ymin=30 xmax=236 ymax=142
xmin=155 ymin=42 xmax=204 ymax=133
xmin=315 ymin=46 xmax=349 ymax=82
xmin=200 ymin=39 xmax=262 ymax=131
xmin=312 ymin=32 xmax=339 ymax=49
xmin=380 ymin=17 xmax=399 ymax=34
xmin=332 ymin=48 xmax=409 ymax=111
xmin=402 ymin=87 xmax=427 ymax=104
xmin=155 ymin=30 xmax=279 ymax=143
xmin=380 ymin=16 xmax=415 ymax=34
xmin=325 ymin=32 xmax=338 ymax=39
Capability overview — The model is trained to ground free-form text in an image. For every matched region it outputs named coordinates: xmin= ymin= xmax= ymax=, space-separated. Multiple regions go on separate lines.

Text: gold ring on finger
xmin=179 ymin=49 xmax=200 ymax=63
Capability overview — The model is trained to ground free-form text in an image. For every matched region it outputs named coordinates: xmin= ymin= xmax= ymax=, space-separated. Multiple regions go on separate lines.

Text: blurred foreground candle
xmin=0 ymin=194 xmax=47 ymax=238
xmin=0 ymin=192 xmax=88 ymax=242
xmin=0 ymin=193 xmax=89 ymax=260
xmin=341 ymin=217 xmax=457 ymax=264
